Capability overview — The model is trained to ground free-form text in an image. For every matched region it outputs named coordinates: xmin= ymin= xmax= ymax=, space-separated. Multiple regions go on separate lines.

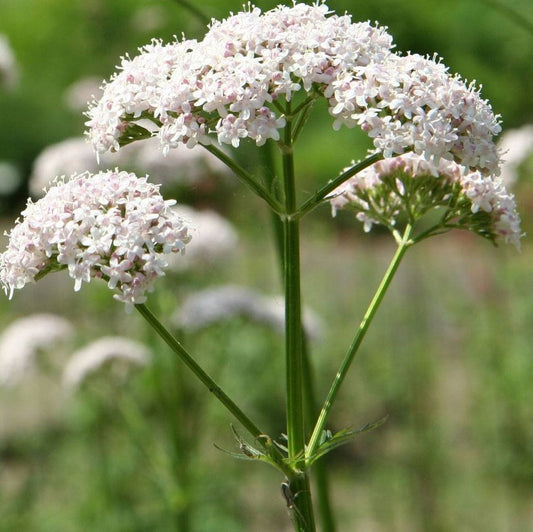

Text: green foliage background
xmin=0 ymin=1 xmax=532 ymax=530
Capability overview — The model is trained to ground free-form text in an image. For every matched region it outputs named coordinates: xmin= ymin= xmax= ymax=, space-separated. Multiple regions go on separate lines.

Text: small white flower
xmin=0 ymin=314 xmax=74 ymax=387
xmin=498 ymin=124 xmax=533 ymax=187
xmin=1 ymin=170 xmax=192 ymax=308
xmin=62 ymin=336 xmax=149 ymax=390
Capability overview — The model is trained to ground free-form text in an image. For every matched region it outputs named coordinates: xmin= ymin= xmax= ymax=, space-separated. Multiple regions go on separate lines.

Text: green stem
xmin=281 ymin=110 xmax=316 ymax=531
xmin=203 ymin=144 xmax=284 ymax=214
xmin=135 ymin=303 xmax=264 ymax=441
xmin=306 ymin=224 xmax=413 ymax=462
xmin=301 ymin=334 xmax=336 ymax=531
xmin=296 ymin=152 xmax=383 ymax=220
xmin=264 ymin=133 xmax=334 ymax=528
xmin=260 ymin=141 xmax=285 ymax=270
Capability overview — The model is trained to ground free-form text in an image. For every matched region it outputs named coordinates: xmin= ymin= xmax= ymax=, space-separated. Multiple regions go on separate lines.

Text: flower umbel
xmin=0 ymin=170 xmax=191 ymax=306
xmin=330 ymin=153 xmax=522 ymax=248
xmin=86 ymin=3 xmax=501 ymax=174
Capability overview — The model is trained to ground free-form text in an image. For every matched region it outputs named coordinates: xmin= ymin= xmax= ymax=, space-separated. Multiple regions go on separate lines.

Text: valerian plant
xmin=0 ymin=3 xmax=522 ymax=530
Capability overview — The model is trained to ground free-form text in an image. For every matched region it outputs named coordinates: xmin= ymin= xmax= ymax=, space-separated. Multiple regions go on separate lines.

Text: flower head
xmin=328 ymin=53 xmax=502 ymax=173
xmin=86 ymin=3 xmax=393 ymax=152
xmin=330 ymin=152 xmax=522 ymax=248
xmin=86 ymin=3 xmax=501 ymax=174
xmin=1 ymin=170 xmax=191 ymax=307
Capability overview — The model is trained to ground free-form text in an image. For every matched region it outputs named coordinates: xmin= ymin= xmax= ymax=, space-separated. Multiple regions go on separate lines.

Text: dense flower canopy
xmin=329 ymin=153 xmax=522 ymax=248
xmin=86 ymin=2 xmax=501 ymax=174
xmin=0 ymin=170 xmax=191 ymax=307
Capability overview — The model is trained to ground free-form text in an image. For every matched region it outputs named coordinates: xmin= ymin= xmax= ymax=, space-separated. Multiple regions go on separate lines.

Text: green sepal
xmin=34 ymin=261 xmax=67 ymax=281
xmin=118 ymin=121 xmax=153 ymax=148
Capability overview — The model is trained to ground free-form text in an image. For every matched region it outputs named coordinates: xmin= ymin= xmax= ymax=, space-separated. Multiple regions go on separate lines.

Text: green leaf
xmin=306 ymin=416 xmax=388 ymax=466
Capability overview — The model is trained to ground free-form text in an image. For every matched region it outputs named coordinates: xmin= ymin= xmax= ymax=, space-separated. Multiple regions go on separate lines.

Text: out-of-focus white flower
xmin=169 ymin=206 xmax=238 ymax=270
xmin=62 ymin=336 xmax=149 ymax=390
xmin=0 ymin=161 xmax=22 ymax=195
xmin=498 ymin=124 xmax=533 ymax=187
xmin=29 ymin=138 xmax=108 ymax=196
xmin=64 ymin=77 xmax=103 ymax=112
xmin=1 ymin=170 xmax=192 ymax=308
xmin=330 ymin=152 xmax=522 ymax=249
xmin=0 ymin=314 xmax=74 ymax=387
xmin=0 ymin=35 xmax=18 ymax=90
xmin=29 ymin=137 xmax=234 ymax=198
xmin=173 ymin=284 xmax=322 ymax=341
xmin=130 ymin=6 xmax=167 ymax=33
xmin=86 ymin=2 xmax=501 ymax=174
xmin=130 ymin=140 xmax=234 ymax=188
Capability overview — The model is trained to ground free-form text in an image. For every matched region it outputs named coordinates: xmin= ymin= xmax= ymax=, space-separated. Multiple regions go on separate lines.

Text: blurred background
xmin=0 ymin=0 xmax=532 ymax=530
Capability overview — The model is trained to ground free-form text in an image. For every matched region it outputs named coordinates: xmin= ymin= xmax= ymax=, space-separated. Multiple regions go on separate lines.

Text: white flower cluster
xmin=0 ymin=170 xmax=191 ymax=307
xmin=330 ymin=153 xmax=522 ymax=248
xmin=86 ymin=2 xmax=501 ymax=174
xmin=328 ymin=53 xmax=501 ymax=172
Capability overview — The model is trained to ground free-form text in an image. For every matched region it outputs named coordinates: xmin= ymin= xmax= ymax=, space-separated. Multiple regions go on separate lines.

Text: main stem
xmin=281 ymin=113 xmax=316 ymax=531
xmin=306 ymin=225 xmax=413 ymax=461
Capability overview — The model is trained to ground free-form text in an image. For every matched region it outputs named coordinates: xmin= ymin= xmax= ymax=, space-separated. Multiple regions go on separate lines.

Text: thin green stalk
xmin=306 ymin=225 xmax=413 ymax=462
xmin=296 ymin=152 xmax=383 ymax=220
xmin=135 ymin=303 xmax=263 ymax=441
xmin=281 ymin=110 xmax=316 ymax=531
xmin=203 ymin=144 xmax=284 ymax=214
xmin=259 ymin=141 xmax=285 ymax=269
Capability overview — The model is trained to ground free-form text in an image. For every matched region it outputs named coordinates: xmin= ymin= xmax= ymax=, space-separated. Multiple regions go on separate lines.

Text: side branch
xmin=203 ymin=144 xmax=284 ymax=214
xmin=295 ymin=152 xmax=383 ymax=220
xmin=136 ymin=303 xmax=264 ymax=441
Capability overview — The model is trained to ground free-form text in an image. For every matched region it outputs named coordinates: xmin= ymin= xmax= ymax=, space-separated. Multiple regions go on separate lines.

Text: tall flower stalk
xmin=0 ymin=3 xmax=523 ymax=531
